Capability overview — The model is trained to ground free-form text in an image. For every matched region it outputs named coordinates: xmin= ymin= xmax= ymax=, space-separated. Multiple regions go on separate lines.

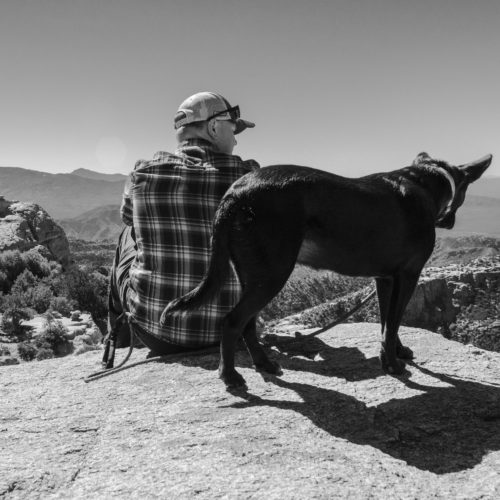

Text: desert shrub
xmin=9 ymin=270 xmax=54 ymax=313
xmin=34 ymin=316 xmax=72 ymax=356
xmin=0 ymin=250 xmax=25 ymax=292
xmin=17 ymin=342 xmax=37 ymax=361
xmin=0 ymin=249 xmax=52 ymax=294
xmin=35 ymin=348 xmax=54 ymax=361
xmin=36 ymin=318 xmax=68 ymax=348
xmin=0 ymin=293 xmax=34 ymax=340
xmin=49 ymin=296 xmax=76 ymax=317
xmin=62 ymin=269 xmax=108 ymax=333
xmin=21 ymin=248 xmax=51 ymax=279
xmin=0 ymin=346 xmax=11 ymax=356
xmin=10 ymin=269 xmax=37 ymax=295
xmin=29 ymin=284 xmax=55 ymax=313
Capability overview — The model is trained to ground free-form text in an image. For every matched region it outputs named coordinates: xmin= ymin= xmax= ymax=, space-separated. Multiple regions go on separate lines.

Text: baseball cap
xmin=174 ymin=92 xmax=255 ymax=134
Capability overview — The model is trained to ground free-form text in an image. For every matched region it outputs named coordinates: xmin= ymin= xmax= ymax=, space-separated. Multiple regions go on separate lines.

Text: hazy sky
xmin=1 ymin=0 xmax=499 ymax=177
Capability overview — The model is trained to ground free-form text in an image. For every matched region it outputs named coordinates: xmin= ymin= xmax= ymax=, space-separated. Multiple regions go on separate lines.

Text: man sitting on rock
xmin=108 ymin=92 xmax=258 ymax=354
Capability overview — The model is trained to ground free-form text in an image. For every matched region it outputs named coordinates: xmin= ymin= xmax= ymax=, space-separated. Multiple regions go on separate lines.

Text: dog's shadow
xmin=155 ymin=336 xmax=500 ymax=474
xmin=262 ymin=334 xmax=385 ymax=382
xmin=234 ymin=365 xmax=500 ymax=474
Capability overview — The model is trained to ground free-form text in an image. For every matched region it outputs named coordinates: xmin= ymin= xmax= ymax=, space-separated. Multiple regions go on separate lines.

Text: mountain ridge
xmin=71 ymin=168 xmax=127 ymax=182
xmin=0 ymin=166 xmax=125 ymax=219
xmin=1 ymin=165 xmax=499 ymax=236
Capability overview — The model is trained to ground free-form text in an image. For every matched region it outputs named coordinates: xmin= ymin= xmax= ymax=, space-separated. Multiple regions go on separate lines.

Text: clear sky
xmin=1 ymin=0 xmax=499 ymax=177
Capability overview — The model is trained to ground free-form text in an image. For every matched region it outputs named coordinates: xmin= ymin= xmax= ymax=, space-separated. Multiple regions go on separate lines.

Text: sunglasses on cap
xmin=209 ymin=105 xmax=240 ymax=122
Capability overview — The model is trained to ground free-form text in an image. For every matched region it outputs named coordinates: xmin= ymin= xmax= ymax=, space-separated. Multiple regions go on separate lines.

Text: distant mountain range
xmin=71 ymin=168 xmax=128 ymax=183
xmin=0 ymin=166 xmax=126 ymax=219
xmin=1 ymin=165 xmax=499 ymax=241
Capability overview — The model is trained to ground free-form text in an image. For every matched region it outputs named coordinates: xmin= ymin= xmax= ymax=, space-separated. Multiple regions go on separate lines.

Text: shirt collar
xmin=175 ymin=138 xmax=219 ymax=158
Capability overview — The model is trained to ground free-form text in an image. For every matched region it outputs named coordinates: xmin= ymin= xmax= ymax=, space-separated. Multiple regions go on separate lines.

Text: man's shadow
xmin=156 ymin=334 xmax=500 ymax=474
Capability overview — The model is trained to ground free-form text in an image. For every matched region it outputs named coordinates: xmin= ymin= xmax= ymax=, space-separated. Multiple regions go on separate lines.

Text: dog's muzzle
xmin=436 ymin=212 xmax=456 ymax=229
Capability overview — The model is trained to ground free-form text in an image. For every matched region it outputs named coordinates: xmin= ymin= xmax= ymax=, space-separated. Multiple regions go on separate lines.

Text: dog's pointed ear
xmin=459 ymin=154 xmax=493 ymax=183
xmin=413 ymin=152 xmax=431 ymax=166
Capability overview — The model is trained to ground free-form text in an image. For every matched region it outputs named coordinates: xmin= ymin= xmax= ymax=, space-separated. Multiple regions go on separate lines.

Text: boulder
xmin=404 ymin=277 xmax=456 ymax=332
xmin=70 ymin=310 xmax=82 ymax=322
xmin=0 ymin=196 xmax=74 ymax=269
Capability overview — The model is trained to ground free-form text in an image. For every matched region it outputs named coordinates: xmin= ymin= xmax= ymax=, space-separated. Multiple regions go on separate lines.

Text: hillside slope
xmin=1 ymin=325 xmax=500 ymax=498
xmin=59 ymin=204 xmax=122 ymax=242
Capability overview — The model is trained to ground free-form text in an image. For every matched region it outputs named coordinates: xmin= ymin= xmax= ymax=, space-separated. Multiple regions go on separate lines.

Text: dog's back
xmin=223 ymin=164 xmax=435 ymax=277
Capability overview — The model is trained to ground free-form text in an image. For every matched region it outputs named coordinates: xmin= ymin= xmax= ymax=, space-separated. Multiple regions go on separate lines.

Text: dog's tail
xmin=159 ymin=199 xmax=234 ymax=325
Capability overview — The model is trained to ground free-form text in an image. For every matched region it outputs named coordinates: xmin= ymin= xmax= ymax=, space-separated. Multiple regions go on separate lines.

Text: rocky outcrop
xmin=1 ymin=325 xmax=500 ymax=498
xmin=0 ymin=196 xmax=73 ymax=268
xmin=289 ymin=256 xmax=500 ymax=352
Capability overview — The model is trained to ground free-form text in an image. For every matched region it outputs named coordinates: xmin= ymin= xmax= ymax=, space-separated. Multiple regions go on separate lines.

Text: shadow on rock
xmin=139 ymin=334 xmax=500 ymax=473
xmin=227 ymin=362 xmax=500 ymax=474
xmin=263 ymin=334 xmax=385 ymax=382
xmin=159 ymin=334 xmax=384 ymax=383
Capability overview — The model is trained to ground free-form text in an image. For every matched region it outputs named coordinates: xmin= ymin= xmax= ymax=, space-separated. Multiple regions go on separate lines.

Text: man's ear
xmin=207 ymin=119 xmax=218 ymax=140
xmin=460 ymin=154 xmax=493 ymax=183
xmin=412 ymin=152 xmax=432 ymax=166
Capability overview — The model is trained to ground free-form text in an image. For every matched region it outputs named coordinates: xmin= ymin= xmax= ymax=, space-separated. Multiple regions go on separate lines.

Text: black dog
xmin=161 ymin=152 xmax=492 ymax=388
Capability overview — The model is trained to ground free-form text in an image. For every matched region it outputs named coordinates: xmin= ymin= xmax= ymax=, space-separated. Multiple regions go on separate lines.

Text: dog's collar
xmin=434 ymin=166 xmax=456 ymax=217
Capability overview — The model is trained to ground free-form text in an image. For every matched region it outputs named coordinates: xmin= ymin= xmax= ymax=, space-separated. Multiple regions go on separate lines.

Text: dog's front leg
xmin=379 ymin=272 xmax=419 ymax=374
xmin=376 ymin=277 xmax=414 ymax=361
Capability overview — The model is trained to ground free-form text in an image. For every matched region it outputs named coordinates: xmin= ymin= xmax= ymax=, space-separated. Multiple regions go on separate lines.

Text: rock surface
xmin=1 ymin=324 xmax=500 ymax=499
xmin=0 ymin=197 xmax=73 ymax=268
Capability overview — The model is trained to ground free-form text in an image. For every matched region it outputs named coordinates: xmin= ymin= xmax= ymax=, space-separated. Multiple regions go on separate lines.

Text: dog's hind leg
xmin=379 ymin=271 xmax=420 ymax=374
xmin=219 ymin=269 xmax=295 ymax=388
xmin=242 ymin=316 xmax=282 ymax=375
xmin=376 ymin=277 xmax=414 ymax=360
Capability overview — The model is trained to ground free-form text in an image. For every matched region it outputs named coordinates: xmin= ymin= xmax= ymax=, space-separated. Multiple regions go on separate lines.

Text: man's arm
xmin=120 ymin=170 xmax=135 ymax=226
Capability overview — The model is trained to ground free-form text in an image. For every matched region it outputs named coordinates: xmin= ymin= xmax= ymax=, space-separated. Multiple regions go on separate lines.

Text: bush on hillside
xmin=0 ymin=250 xmax=25 ymax=292
xmin=49 ymin=296 xmax=76 ymax=317
xmin=9 ymin=270 xmax=54 ymax=314
xmin=0 ymin=248 xmax=52 ymax=293
xmin=17 ymin=342 xmax=37 ymax=361
xmin=22 ymin=248 xmax=52 ymax=279
xmin=35 ymin=348 xmax=54 ymax=361
xmin=34 ymin=315 xmax=72 ymax=356
xmin=0 ymin=293 xmax=35 ymax=340
xmin=60 ymin=269 xmax=108 ymax=333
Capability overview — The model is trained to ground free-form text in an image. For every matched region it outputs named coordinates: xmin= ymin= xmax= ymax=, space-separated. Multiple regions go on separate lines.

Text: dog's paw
xmin=219 ymin=368 xmax=247 ymax=389
xmin=397 ymin=345 xmax=414 ymax=360
xmin=387 ymin=359 xmax=406 ymax=375
xmin=379 ymin=349 xmax=406 ymax=375
xmin=255 ymin=359 xmax=282 ymax=375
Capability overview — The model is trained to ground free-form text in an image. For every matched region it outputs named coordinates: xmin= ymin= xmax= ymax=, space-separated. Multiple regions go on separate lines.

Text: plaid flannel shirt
xmin=121 ymin=139 xmax=259 ymax=347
